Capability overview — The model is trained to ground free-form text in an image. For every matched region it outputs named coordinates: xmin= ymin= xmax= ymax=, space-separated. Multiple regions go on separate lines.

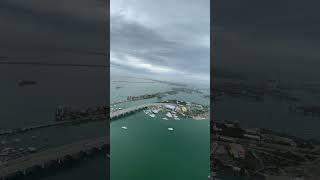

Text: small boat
xmin=168 ymin=128 xmax=174 ymax=131
xmin=152 ymin=109 xmax=160 ymax=114
xmin=162 ymin=117 xmax=168 ymax=120
xmin=174 ymin=117 xmax=180 ymax=120
xmin=121 ymin=126 xmax=128 ymax=130
xmin=166 ymin=112 xmax=173 ymax=118
xmin=149 ymin=114 xmax=155 ymax=118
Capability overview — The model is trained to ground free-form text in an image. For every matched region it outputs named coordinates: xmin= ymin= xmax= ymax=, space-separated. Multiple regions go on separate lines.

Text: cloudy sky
xmin=215 ymin=0 xmax=320 ymax=82
xmin=0 ymin=0 xmax=107 ymax=65
xmin=110 ymin=0 xmax=210 ymax=84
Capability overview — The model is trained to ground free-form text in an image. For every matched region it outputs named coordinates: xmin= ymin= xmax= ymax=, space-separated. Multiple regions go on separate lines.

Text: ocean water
xmin=111 ymin=112 xmax=209 ymax=180
xmin=215 ymin=93 xmax=320 ymax=140
xmin=214 ymin=78 xmax=320 ymax=179
xmin=0 ymin=66 xmax=209 ymax=180
xmin=111 ymin=76 xmax=210 ymax=180
xmin=0 ymin=66 xmax=108 ymax=179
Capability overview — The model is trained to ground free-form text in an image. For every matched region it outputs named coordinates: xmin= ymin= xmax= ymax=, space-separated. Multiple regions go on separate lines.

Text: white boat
xmin=145 ymin=110 xmax=152 ymax=114
xmin=152 ymin=109 xmax=160 ymax=114
xmin=121 ymin=126 xmax=128 ymax=130
xmin=168 ymin=127 xmax=174 ymax=131
xmin=164 ymin=104 xmax=176 ymax=110
xmin=166 ymin=112 xmax=173 ymax=118
xmin=144 ymin=110 xmax=152 ymax=115
xmin=162 ymin=117 xmax=168 ymax=120
xmin=149 ymin=114 xmax=155 ymax=118
xmin=174 ymin=117 xmax=180 ymax=120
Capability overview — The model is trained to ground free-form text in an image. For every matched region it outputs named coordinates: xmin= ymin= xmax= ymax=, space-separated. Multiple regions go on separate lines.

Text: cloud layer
xmin=214 ymin=0 xmax=320 ymax=81
xmin=0 ymin=0 xmax=107 ymax=64
xmin=111 ymin=0 xmax=210 ymax=84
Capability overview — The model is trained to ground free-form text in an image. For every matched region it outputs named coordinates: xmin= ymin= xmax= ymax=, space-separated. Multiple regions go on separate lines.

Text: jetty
xmin=0 ymin=136 xmax=109 ymax=180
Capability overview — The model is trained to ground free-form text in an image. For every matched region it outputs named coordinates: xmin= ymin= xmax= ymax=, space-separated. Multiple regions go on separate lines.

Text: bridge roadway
xmin=110 ymin=102 xmax=170 ymax=120
xmin=0 ymin=136 xmax=109 ymax=179
xmin=0 ymin=103 xmax=170 ymax=179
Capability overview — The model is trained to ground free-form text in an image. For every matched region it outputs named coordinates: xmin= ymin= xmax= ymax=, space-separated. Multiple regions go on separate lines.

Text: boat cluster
xmin=143 ymin=105 xmax=181 ymax=121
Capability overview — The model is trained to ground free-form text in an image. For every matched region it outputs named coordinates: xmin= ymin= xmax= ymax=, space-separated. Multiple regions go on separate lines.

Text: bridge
xmin=0 ymin=103 xmax=173 ymax=179
xmin=0 ymin=103 xmax=171 ymax=137
xmin=110 ymin=102 xmax=170 ymax=120
xmin=0 ymin=136 xmax=109 ymax=180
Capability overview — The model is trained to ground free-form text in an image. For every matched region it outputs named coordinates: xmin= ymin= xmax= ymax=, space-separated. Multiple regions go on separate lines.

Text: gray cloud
xmin=0 ymin=0 xmax=107 ymax=64
xmin=111 ymin=0 xmax=210 ymax=83
xmin=215 ymin=0 xmax=320 ymax=81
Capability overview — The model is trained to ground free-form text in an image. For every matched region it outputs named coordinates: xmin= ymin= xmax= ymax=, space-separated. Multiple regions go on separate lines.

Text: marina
xmin=111 ymin=75 xmax=210 ymax=180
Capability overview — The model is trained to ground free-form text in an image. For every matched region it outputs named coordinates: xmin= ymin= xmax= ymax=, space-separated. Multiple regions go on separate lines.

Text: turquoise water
xmin=0 ymin=73 xmax=209 ymax=180
xmin=111 ymin=76 xmax=210 ymax=180
xmin=111 ymin=112 xmax=210 ymax=180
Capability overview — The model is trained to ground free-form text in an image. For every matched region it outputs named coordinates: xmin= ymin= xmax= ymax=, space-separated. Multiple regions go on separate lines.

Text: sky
xmin=214 ymin=0 xmax=320 ymax=83
xmin=0 ymin=0 xmax=107 ymax=65
xmin=110 ymin=0 xmax=210 ymax=84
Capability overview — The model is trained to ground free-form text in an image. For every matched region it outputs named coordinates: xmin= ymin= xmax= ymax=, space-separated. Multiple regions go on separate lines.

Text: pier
xmin=0 ymin=137 xmax=109 ymax=180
